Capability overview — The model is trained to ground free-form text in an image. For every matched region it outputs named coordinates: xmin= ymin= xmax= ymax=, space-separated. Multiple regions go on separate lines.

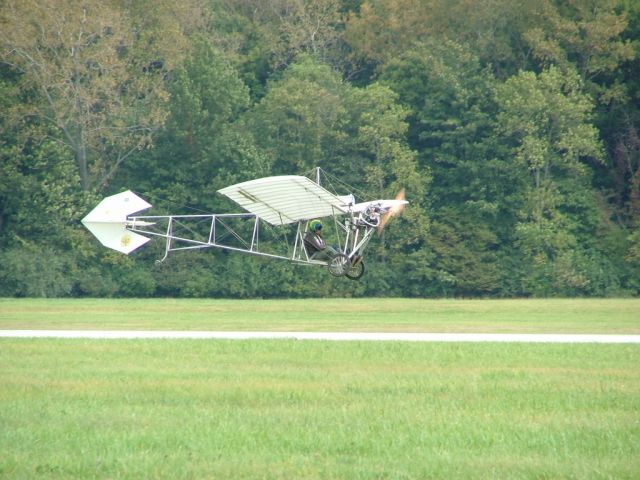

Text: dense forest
xmin=1 ymin=0 xmax=639 ymax=298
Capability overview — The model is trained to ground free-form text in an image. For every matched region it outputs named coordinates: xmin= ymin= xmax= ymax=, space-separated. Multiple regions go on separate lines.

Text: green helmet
xmin=309 ymin=219 xmax=323 ymax=231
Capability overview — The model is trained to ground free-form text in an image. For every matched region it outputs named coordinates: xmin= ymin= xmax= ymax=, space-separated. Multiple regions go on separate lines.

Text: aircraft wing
xmin=218 ymin=175 xmax=350 ymax=226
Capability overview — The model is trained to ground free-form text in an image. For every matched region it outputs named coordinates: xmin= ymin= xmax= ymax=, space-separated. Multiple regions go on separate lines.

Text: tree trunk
xmin=77 ymin=140 xmax=89 ymax=191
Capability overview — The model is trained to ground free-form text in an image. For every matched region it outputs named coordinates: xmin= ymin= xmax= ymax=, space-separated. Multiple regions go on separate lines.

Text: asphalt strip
xmin=1 ymin=331 xmax=639 ymax=343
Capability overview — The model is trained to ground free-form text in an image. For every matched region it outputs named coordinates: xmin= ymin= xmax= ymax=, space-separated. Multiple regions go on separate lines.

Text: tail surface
xmin=81 ymin=190 xmax=152 ymax=254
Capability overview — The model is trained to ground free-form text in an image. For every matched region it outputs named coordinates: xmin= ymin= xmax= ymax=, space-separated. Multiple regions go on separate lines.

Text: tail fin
xmin=81 ymin=190 xmax=152 ymax=254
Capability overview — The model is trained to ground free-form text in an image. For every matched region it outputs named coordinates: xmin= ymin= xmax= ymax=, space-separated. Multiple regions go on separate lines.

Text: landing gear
xmin=346 ymin=259 xmax=365 ymax=280
xmin=327 ymin=253 xmax=351 ymax=277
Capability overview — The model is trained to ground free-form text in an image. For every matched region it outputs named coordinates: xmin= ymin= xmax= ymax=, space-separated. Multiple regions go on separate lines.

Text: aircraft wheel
xmin=328 ymin=253 xmax=351 ymax=277
xmin=346 ymin=259 xmax=365 ymax=280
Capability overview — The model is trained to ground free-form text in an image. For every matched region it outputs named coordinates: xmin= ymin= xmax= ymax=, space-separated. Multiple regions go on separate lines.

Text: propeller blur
xmin=378 ymin=188 xmax=407 ymax=233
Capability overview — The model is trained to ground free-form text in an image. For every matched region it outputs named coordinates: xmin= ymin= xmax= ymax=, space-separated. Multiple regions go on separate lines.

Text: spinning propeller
xmin=378 ymin=188 xmax=406 ymax=233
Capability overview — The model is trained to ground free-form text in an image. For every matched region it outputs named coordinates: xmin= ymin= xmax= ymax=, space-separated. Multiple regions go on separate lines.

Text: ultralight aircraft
xmin=82 ymin=169 xmax=407 ymax=280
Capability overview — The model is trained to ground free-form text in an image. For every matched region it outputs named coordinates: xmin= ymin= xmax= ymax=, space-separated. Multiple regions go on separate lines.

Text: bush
xmin=0 ymin=244 xmax=73 ymax=297
xmin=116 ymin=266 xmax=157 ymax=297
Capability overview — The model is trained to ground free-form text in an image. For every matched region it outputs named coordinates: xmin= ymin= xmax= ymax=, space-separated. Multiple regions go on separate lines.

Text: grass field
xmin=1 ymin=340 xmax=639 ymax=479
xmin=1 ymin=298 xmax=639 ymax=478
xmin=1 ymin=297 xmax=639 ymax=333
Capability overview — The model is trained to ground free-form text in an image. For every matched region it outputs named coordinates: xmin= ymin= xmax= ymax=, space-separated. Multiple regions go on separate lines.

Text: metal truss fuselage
xmin=126 ymin=212 xmax=376 ymax=267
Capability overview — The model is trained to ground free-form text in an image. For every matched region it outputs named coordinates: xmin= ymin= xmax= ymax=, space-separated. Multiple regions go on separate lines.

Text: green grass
xmin=1 ymin=339 xmax=639 ymax=479
xmin=1 ymin=298 xmax=638 ymax=478
xmin=1 ymin=298 xmax=639 ymax=333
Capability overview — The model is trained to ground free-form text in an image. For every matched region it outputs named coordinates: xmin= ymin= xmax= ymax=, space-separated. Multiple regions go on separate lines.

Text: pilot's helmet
xmin=309 ymin=220 xmax=323 ymax=231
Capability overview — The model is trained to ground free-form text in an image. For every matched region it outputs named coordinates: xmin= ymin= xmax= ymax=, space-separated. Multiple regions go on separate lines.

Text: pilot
xmin=303 ymin=219 xmax=339 ymax=261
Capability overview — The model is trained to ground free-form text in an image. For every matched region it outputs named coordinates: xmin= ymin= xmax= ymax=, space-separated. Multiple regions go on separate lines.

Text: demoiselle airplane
xmin=82 ymin=169 xmax=407 ymax=279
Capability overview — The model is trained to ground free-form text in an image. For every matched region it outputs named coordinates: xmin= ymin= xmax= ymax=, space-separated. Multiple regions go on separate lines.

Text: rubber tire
xmin=327 ymin=253 xmax=351 ymax=277
xmin=346 ymin=260 xmax=365 ymax=280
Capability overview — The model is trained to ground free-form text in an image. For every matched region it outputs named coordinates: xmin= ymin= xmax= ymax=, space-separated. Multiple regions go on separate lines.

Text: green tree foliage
xmin=120 ymin=38 xmax=267 ymax=207
xmin=523 ymin=0 xmax=635 ymax=90
xmin=0 ymin=0 xmax=201 ymax=191
xmin=246 ymin=56 xmax=347 ymax=174
xmin=344 ymin=0 xmax=431 ymax=67
xmin=207 ymin=0 xmax=347 ymax=98
xmin=1 ymin=0 xmax=639 ymax=297
xmin=380 ymin=41 xmax=516 ymax=295
xmin=246 ymin=56 xmax=425 ymax=196
xmin=344 ymin=0 xmax=547 ymax=80
xmin=496 ymin=67 xmax=627 ymax=295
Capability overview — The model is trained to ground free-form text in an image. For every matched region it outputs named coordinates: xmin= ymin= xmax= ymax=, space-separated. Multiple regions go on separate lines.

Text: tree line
xmin=1 ymin=0 xmax=639 ymax=298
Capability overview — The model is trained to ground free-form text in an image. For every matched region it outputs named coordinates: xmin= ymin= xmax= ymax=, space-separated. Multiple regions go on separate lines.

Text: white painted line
xmin=1 ymin=330 xmax=639 ymax=343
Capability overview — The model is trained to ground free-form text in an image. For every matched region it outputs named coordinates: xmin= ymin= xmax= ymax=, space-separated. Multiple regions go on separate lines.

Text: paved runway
xmin=1 ymin=330 xmax=639 ymax=343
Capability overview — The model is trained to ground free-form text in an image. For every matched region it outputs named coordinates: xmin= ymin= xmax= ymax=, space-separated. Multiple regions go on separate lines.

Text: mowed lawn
xmin=1 ymin=298 xmax=639 ymax=478
xmin=1 ymin=297 xmax=639 ymax=332
xmin=1 ymin=339 xmax=639 ymax=479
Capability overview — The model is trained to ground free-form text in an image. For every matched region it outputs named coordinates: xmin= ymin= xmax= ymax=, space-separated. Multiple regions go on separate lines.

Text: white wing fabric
xmin=218 ymin=176 xmax=349 ymax=225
